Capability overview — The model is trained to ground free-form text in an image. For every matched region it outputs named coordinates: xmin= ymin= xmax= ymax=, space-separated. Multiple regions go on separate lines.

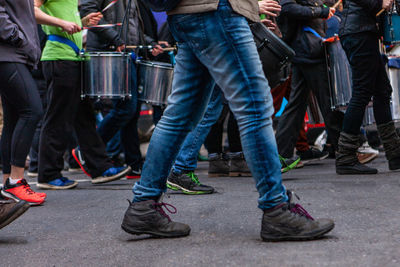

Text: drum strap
xmin=47 ymin=34 xmax=81 ymax=56
xmin=302 ymin=26 xmax=326 ymax=41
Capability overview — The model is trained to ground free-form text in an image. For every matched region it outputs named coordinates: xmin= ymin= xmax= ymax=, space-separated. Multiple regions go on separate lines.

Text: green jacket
xmin=168 ymin=0 xmax=259 ymax=22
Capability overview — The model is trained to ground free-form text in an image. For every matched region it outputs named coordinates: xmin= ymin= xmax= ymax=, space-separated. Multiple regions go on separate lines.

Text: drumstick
xmin=101 ymin=0 xmax=119 ymax=13
xmin=83 ymin=23 xmax=122 ymax=30
xmin=332 ymin=0 xmax=341 ymax=9
xmin=376 ymin=9 xmax=385 ymax=16
xmin=125 ymin=45 xmax=177 ymax=51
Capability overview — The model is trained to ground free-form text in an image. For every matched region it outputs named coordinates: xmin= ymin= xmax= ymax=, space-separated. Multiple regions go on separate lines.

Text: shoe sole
xmin=121 ymin=224 xmax=191 ymax=238
xmin=126 ymin=174 xmax=141 ymax=179
xmin=72 ymin=149 xmax=92 ymax=177
xmin=0 ymin=201 xmax=30 ymax=230
xmin=36 ymin=182 xmax=78 ymax=190
xmin=358 ymin=153 xmax=378 ymax=164
xmin=68 ymin=168 xmax=83 ymax=173
xmin=229 ymin=172 xmax=252 ymax=177
xmin=92 ymin=166 xmax=132 ymax=184
xmin=1 ymin=191 xmax=44 ymax=206
xmin=261 ymin=223 xmax=335 ymax=242
xmin=208 ymin=173 xmax=229 ymax=177
xmin=166 ymin=181 xmax=214 ymax=195
xmin=336 ymin=168 xmax=378 ymax=175
xmin=300 ymin=153 xmax=329 ymax=165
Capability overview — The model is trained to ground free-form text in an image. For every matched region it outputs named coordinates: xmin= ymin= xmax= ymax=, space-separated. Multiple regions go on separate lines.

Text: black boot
xmin=208 ymin=153 xmax=229 ymax=177
xmin=228 ymin=152 xmax=251 ymax=177
xmin=336 ymin=132 xmax=378 ymax=175
xmin=121 ymin=199 xmax=191 ymax=238
xmin=377 ymin=121 xmax=400 ymax=171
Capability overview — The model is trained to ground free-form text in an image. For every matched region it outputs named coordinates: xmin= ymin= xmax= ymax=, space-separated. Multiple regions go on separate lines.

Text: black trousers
xmin=0 ymin=62 xmax=43 ymax=174
xmin=206 ymin=105 xmax=243 ymax=154
xmin=341 ymin=32 xmax=393 ymax=134
xmin=38 ymin=61 xmax=112 ymax=183
xmin=275 ymin=62 xmax=341 ymax=158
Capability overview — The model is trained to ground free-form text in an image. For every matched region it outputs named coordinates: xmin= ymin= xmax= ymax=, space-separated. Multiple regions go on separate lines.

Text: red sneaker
xmin=1 ymin=179 xmax=45 ymax=206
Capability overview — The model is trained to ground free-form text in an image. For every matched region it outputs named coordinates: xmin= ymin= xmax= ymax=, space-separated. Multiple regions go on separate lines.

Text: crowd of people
xmin=0 ymin=0 xmax=399 ymax=242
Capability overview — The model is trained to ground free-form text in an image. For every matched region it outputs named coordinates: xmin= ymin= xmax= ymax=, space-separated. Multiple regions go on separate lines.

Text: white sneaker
xmin=358 ymin=142 xmax=379 ymax=155
xmin=314 ymin=130 xmax=327 ymax=152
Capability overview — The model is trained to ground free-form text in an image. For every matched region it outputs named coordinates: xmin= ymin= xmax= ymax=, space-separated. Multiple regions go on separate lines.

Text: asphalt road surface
xmin=1 ymin=155 xmax=400 ymax=266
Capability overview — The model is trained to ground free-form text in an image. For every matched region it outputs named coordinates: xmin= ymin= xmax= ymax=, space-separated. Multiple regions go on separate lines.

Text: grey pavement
xmin=1 ymin=155 xmax=400 ymax=266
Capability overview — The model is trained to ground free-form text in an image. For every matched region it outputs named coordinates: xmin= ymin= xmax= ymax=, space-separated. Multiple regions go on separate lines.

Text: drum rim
xmin=83 ymin=52 xmax=131 ymax=57
xmin=137 ymin=60 xmax=174 ymax=69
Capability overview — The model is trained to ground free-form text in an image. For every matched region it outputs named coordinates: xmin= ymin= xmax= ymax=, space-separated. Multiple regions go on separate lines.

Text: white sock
xmin=8 ymin=177 xmax=22 ymax=185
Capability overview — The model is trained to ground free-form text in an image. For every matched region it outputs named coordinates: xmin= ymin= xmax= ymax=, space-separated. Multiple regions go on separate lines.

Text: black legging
xmin=341 ymin=32 xmax=393 ymax=134
xmin=0 ymin=62 xmax=43 ymax=174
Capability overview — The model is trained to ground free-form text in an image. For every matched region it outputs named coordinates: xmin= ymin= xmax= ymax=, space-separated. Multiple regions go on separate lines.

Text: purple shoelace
xmin=153 ymin=202 xmax=177 ymax=222
xmin=289 ymin=203 xmax=314 ymax=220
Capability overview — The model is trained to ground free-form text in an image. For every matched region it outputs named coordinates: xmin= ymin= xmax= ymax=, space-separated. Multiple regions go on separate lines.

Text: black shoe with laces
xmin=261 ymin=190 xmax=334 ymax=241
xmin=121 ymin=199 xmax=191 ymax=238
xmin=296 ymin=148 xmax=329 ymax=164
xmin=167 ymin=171 xmax=214 ymax=194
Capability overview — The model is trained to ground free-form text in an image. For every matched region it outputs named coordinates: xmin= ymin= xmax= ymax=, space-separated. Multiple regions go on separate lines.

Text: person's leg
xmin=131 ymin=44 xmax=216 ymax=201
xmin=373 ymin=45 xmax=400 ymax=170
xmin=275 ymin=65 xmax=310 ymax=159
xmin=0 ymin=62 xmax=44 ymax=205
xmin=172 ymin=86 xmax=223 ymax=174
xmin=336 ymin=33 xmax=382 ymax=174
xmin=120 ymin=91 xmax=142 ymax=170
xmin=38 ymin=61 xmax=78 ymax=184
xmin=166 ymin=85 xmax=222 ymax=194
xmin=206 ymin=104 xmax=230 ymax=177
xmin=205 ymin=105 xmax=228 ymax=154
xmin=227 ymin=109 xmax=251 ymax=177
xmin=123 ymin=0 xmax=334 ymax=240
xmin=28 ymin=77 xmax=47 ymax=176
xmin=295 ymin=122 xmax=309 ymax=152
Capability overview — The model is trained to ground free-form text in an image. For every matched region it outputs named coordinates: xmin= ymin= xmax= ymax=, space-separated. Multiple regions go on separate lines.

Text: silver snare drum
xmin=82 ymin=52 xmax=131 ymax=98
xmin=326 ymin=40 xmax=353 ymax=110
xmin=137 ymin=61 xmax=174 ymax=106
xmin=388 ymin=66 xmax=400 ymax=121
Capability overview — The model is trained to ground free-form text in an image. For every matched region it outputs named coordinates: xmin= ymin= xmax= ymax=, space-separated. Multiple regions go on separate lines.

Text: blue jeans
xmin=97 ymin=63 xmax=142 ymax=168
xmin=172 ymin=86 xmax=223 ymax=174
xmin=133 ymin=0 xmax=287 ymax=210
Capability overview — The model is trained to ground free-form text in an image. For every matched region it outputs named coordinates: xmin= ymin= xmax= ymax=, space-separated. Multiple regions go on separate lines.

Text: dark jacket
xmin=0 ymin=0 xmax=41 ymax=67
xmin=80 ymin=0 xmax=156 ymax=51
xmin=138 ymin=0 xmax=158 ymax=41
xmin=280 ymin=0 xmax=330 ymax=64
xmin=339 ymin=0 xmax=382 ymax=37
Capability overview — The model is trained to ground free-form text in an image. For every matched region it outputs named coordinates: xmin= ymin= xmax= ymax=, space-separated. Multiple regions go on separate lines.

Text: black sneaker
xmin=261 ymin=190 xmax=334 ymax=241
xmin=336 ymin=162 xmax=378 ymax=175
xmin=167 ymin=171 xmax=214 ymax=194
xmin=296 ymin=148 xmax=329 ymax=165
xmin=126 ymin=167 xmax=142 ymax=179
xmin=121 ymin=199 xmax=191 ymax=238
xmin=280 ymin=155 xmax=301 ymax=173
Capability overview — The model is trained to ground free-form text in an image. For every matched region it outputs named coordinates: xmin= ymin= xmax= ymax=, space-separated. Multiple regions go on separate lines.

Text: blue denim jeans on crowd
xmin=133 ymin=0 xmax=287 ymax=210
xmin=172 ymin=86 xmax=223 ymax=174
xmin=97 ymin=62 xmax=142 ymax=168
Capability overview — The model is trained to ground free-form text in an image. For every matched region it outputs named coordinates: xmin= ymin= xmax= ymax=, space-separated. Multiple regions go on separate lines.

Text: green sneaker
xmin=167 ymin=171 xmax=214 ymax=195
xmin=280 ymin=155 xmax=301 ymax=173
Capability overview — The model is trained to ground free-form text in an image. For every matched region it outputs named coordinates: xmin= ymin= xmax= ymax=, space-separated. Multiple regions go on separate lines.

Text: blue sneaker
xmin=37 ymin=177 xmax=78 ymax=190
xmin=91 ymin=166 xmax=131 ymax=184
